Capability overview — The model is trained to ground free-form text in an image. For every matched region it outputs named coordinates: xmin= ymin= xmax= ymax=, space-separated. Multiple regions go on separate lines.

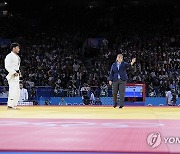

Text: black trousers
xmin=112 ymin=79 xmax=126 ymax=106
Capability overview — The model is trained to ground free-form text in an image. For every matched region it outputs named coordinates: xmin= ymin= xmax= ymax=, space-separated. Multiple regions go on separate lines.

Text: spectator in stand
xmin=0 ymin=87 xmax=8 ymax=98
xmin=44 ymin=99 xmax=51 ymax=105
xmin=95 ymin=97 xmax=102 ymax=105
xmin=18 ymin=82 xmax=28 ymax=102
xmin=59 ymin=97 xmax=67 ymax=106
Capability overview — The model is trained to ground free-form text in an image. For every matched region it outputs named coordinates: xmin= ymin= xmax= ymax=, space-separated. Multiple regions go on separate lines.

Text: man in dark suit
xmin=109 ymin=54 xmax=136 ymax=108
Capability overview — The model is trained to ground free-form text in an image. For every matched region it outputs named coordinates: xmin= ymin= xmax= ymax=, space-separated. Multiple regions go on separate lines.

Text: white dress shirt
xmin=117 ymin=62 xmax=121 ymax=79
xmin=19 ymin=88 xmax=28 ymax=102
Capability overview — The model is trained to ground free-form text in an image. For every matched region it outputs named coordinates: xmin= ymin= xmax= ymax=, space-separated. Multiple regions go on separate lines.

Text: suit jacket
xmin=108 ymin=61 xmax=131 ymax=82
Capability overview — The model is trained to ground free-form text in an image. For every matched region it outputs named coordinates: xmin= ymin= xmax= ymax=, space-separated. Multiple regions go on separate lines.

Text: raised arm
xmin=130 ymin=58 xmax=136 ymax=66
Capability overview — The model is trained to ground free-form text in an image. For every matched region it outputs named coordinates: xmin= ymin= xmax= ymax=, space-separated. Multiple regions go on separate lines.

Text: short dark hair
xmin=10 ymin=42 xmax=20 ymax=51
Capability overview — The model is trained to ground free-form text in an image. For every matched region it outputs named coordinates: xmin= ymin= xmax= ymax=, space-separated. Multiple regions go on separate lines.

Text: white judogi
xmin=19 ymin=88 xmax=28 ymax=102
xmin=5 ymin=52 xmax=21 ymax=108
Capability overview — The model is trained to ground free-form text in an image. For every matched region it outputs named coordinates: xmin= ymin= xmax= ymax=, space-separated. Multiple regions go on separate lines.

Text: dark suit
xmin=109 ymin=61 xmax=131 ymax=107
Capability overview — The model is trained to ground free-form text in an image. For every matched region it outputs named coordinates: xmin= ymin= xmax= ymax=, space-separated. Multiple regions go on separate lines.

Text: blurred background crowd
xmin=0 ymin=0 xmax=179 ymax=98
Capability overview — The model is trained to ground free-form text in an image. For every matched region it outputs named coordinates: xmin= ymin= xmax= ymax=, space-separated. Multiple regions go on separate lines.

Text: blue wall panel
xmin=1 ymin=97 xmax=180 ymax=106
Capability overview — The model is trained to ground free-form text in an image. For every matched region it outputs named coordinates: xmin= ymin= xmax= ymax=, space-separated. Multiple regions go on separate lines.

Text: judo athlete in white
xmin=5 ymin=43 xmax=21 ymax=109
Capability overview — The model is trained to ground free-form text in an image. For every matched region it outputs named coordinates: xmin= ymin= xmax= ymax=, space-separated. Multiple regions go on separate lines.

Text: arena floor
xmin=0 ymin=106 xmax=180 ymax=154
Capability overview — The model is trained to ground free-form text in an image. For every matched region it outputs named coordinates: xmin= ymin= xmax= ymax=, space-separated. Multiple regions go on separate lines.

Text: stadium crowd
xmin=0 ymin=2 xmax=179 ymax=98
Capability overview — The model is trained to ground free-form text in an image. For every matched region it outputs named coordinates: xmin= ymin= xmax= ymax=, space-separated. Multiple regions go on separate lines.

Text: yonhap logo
xmin=147 ymin=132 xmax=180 ymax=148
xmin=147 ymin=132 xmax=162 ymax=148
